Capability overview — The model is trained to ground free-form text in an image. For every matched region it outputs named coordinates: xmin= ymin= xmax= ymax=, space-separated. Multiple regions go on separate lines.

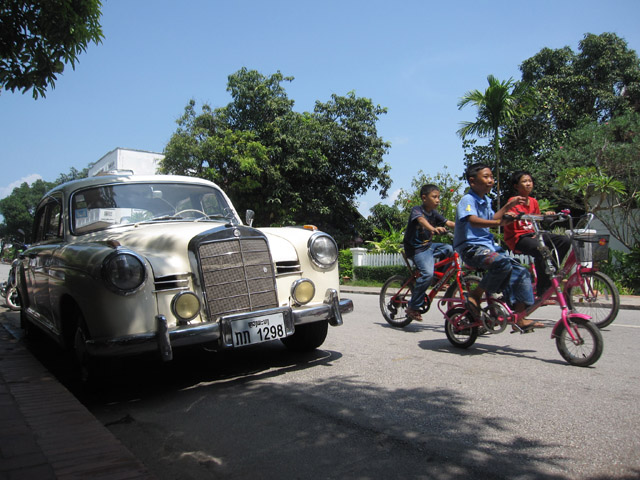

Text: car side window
xmin=33 ymin=206 xmax=47 ymax=242
xmin=33 ymin=196 xmax=63 ymax=242
xmin=45 ymin=201 xmax=62 ymax=239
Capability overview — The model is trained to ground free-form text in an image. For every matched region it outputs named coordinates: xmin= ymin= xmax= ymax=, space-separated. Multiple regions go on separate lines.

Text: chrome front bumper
xmin=86 ymin=289 xmax=353 ymax=360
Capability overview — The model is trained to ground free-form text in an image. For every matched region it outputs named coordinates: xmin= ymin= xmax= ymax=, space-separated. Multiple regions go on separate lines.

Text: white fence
xmin=350 ymin=247 xmax=531 ymax=268
xmin=350 ymin=248 xmax=405 ymax=267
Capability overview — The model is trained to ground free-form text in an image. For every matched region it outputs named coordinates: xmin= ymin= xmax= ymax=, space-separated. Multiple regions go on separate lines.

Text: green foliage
xmin=457 ymin=75 xmax=535 ymax=204
xmin=0 ymin=166 xmax=87 ymax=243
xmin=366 ymin=222 xmax=404 ymax=254
xmin=394 ymin=167 xmax=463 ymax=223
xmin=353 ymin=265 xmax=409 ymax=283
xmin=0 ymin=0 xmax=104 ymax=99
xmin=0 ymin=179 xmax=53 ymax=242
xmin=162 ymin=68 xmax=391 ymax=241
xmin=469 ymin=33 xmax=640 ymax=208
xmin=366 ymin=203 xmax=405 ymax=234
xmin=338 ymin=249 xmax=353 ymax=281
xmin=553 ymin=111 xmax=640 ymax=249
xmin=600 ymin=248 xmax=640 ymax=294
xmin=536 ymin=198 xmax=557 ymax=213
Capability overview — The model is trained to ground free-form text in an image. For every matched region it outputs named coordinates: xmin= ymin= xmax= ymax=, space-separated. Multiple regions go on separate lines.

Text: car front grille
xmin=198 ymin=237 xmax=278 ymax=319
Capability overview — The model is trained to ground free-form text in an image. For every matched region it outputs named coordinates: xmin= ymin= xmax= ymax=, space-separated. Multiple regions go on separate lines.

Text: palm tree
xmin=457 ymin=75 xmax=534 ymax=209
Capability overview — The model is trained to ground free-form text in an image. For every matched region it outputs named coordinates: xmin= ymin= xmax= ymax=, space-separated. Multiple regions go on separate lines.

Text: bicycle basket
xmin=571 ymin=233 xmax=609 ymax=264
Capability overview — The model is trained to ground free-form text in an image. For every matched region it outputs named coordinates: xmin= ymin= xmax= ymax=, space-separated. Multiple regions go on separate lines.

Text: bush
xmin=353 ymin=265 xmax=410 ymax=283
xmin=600 ymin=247 xmax=640 ymax=294
xmin=338 ymin=249 xmax=353 ymax=282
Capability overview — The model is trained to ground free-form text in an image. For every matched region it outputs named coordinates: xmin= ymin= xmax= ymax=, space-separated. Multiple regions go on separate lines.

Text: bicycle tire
xmin=555 ymin=319 xmax=603 ymax=367
xmin=441 ymin=274 xmax=482 ymax=303
xmin=380 ymin=275 xmax=414 ymax=328
xmin=5 ymin=285 xmax=20 ymax=311
xmin=565 ymin=271 xmax=619 ymax=329
xmin=444 ymin=307 xmax=478 ymax=348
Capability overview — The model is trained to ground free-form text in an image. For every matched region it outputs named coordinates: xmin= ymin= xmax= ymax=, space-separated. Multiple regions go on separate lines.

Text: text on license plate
xmin=231 ymin=312 xmax=287 ymax=347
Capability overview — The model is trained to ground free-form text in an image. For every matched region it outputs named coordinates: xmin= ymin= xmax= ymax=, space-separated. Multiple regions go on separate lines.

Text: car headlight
xmin=291 ymin=279 xmax=315 ymax=305
xmin=172 ymin=291 xmax=201 ymax=323
xmin=308 ymin=232 xmax=338 ymax=269
xmin=102 ymin=250 xmax=146 ymax=295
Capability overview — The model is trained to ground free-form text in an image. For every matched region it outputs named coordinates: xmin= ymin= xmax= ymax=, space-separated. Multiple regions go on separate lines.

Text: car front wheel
xmin=281 ymin=321 xmax=328 ymax=351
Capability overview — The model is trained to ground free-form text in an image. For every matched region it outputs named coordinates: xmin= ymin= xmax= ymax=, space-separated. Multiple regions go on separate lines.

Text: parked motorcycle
xmin=2 ymin=237 xmax=26 ymax=311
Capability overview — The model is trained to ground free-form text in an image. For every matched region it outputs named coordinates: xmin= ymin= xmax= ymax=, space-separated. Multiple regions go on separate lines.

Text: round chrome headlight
xmin=102 ymin=250 xmax=146 ymax=295
xmin=308 ymin=232 xmax=338 ymax=269
xmin=291 ymin=279 xmax=315 ymax=305
xmin=172 ymin=291 xmax=201 ymax=322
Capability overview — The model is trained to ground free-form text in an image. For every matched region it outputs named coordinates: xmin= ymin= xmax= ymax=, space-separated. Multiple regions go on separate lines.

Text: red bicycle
xmin=379 ymin=249 xmax=480 ymax=328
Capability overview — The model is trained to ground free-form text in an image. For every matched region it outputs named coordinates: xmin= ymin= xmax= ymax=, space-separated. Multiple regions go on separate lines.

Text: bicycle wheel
xmin=444 ymin=307 xmax=478 ymax=348
xmin=5 ymin=285 xmax=21 ymax=311
xmin=380 ymin=275 xmax=414 ymax=328
xmin=565 ymin=271 xmax=620 ymax=329
xmin=555 ymin=319 xmax=603 ymax=367
xmin=442 ymin=274 xmax=482 ymax=302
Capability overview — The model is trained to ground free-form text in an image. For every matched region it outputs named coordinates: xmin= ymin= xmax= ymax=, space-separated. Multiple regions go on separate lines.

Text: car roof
xmin=44 ymin=174 xmax=222 ymax=198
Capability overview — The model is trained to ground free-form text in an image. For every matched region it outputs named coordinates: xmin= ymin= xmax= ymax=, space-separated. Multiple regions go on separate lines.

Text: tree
xmin=457 ymin=75 xmax=534 ymax=208
xmin=0 ymin=166 xmax=89 ymax=243
xmin=363 ymin=168 xmax=463 ymax=250
xmin=493 ymin=33 xmax=640 ymax=203
xmin=0 ymin=179 xmax=53 ymax=242
xmin=162 ymin=68 xmax=392 ymax=242
xmin=366 ymin=203 xmax=405 ymax=235
xmin=0 ymin=0 xmax=104 ymax=99
xmin=554 ymin=111 xmax=640 ymax=249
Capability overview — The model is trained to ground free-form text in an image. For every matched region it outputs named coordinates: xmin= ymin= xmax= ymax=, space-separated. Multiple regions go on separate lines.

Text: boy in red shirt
xmin=503 ymin=171 xmax=571 ymax=297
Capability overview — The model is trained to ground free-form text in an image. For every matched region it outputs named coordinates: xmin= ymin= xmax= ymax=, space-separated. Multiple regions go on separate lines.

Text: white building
xmin=89 ymin=148 xmax=164 ymax=177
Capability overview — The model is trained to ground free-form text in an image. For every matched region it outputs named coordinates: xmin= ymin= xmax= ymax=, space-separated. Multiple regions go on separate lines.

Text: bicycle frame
xmin=529 ymin=239 xmax=598 ymax=303
xmin=386 ymin=251 xmax=470 ymax=314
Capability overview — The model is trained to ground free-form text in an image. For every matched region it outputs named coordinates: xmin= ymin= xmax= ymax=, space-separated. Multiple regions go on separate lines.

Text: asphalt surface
xmin=0 ymin=265 xmax=640 ymax=480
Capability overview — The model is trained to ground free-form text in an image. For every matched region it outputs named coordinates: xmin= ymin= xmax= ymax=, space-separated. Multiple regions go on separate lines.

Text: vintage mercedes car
xmin=17 ymin=174 xmax=352 ymax=376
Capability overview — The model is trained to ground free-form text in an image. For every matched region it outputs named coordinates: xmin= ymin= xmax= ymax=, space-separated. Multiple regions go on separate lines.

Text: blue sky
xmin=2 ymin=0 xmax=639 ymax=217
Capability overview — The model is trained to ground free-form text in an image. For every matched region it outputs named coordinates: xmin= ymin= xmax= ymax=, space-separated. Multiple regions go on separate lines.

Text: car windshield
xmin=71 ymin=182 xmax=237 ymax=234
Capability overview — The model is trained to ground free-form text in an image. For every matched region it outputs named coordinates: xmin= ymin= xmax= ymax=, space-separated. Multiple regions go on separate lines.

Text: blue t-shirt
xmin=453 ymin=190 xmax=497 ymax=252
xmin=403 ymin=206 xmax=447 ymax=256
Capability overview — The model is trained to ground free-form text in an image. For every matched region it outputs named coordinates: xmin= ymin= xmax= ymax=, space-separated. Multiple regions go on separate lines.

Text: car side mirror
xmin=246 ymin=210 xmax=255 ymax=227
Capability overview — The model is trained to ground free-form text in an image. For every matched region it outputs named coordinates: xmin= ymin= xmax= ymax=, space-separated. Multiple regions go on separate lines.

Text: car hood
xmin=93 ymin=222 xmax=299 ymax=276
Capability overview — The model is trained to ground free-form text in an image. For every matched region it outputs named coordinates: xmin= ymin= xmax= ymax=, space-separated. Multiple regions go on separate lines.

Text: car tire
xmin=281 ymin=320 xmax=328 ymax=351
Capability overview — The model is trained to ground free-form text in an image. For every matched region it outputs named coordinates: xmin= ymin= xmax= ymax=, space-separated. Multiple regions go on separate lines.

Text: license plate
xmin=230 ymin=312 xmax=287 ymax=347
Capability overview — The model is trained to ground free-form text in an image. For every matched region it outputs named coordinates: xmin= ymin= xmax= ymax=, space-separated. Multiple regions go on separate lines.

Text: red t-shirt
xmin=503 ymin=197 xmax=540 ymax=251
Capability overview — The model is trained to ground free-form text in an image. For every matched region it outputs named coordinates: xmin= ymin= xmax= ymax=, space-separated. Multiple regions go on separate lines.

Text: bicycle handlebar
xmin=508 ymin=211 xmax=595 ymax=234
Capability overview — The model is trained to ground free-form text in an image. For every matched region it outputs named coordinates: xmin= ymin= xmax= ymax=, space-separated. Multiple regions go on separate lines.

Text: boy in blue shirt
xmin=403 ymin=184 xmax=455 ymax=321
xmin=453 ymin=163 xmax=542 ymax=330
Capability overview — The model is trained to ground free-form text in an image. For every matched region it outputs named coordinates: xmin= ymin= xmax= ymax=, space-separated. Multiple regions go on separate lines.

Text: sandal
xmin=464 ymin=297 xmax=483 ymax=321
xmin=406 ymin=308 xmax=423 ymax=322
xmin=513 ymin=320 xmax=545 ymax=331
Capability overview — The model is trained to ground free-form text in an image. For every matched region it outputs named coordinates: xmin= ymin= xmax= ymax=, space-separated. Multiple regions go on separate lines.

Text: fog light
xmin=291 ymin=279 xmax=315 ymax=305
xmin=172 ymin=292 xmax=201 ymax=322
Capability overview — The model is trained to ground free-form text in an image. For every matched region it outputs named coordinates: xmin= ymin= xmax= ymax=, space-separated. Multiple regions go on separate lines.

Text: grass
xmin=341 ymin=279 xmax=384 ymax=287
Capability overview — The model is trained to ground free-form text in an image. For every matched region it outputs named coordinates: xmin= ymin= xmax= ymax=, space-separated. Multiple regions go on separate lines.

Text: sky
xmin=2 ymin=0 xmax=640 ymax=218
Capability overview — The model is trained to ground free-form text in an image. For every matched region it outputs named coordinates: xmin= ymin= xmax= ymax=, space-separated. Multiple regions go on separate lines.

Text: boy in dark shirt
xmin=403 ymin=184 xmax=455 ymax=321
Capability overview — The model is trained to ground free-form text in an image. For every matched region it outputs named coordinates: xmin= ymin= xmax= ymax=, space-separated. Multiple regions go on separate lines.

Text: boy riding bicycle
xmin=453 ymin=163 xmax=542 ymax=330
xmin=403 ymin=184 xmax=455 ymax=322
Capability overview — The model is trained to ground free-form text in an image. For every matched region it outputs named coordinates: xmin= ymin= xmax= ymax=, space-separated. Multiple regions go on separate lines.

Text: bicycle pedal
xmin=511 ymin=326 xmax=535 ymax=334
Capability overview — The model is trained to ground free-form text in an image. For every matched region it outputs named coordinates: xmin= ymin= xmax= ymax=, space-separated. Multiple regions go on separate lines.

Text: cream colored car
xmin=17 ymin=174 xmax=352 ymax=375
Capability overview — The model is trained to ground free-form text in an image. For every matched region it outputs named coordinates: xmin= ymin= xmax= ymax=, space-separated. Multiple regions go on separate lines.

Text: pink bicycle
xmin=439 ymin=212 xmax=604 ymax=367
xmin=526 ymin=212 xmax=619 ymax=329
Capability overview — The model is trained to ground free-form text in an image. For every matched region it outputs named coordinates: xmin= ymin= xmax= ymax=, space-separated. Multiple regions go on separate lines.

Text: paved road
xmin=3 ymin=259 xmax=639 ymax=479
xmin=6 ymin=292 xmax=636 ymax=479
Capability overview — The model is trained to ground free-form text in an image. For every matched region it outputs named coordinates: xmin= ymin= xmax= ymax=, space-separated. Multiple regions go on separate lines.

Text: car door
xmin=24 ymin=195 xmax=63 ymax=331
